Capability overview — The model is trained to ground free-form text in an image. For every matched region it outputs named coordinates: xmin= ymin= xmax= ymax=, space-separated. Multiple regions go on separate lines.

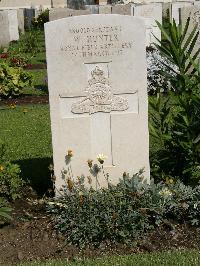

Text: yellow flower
xmin=67 ymin=149 xmax=73 ymax=157
xmin=97 ymin=154 xmax=107 ymax=164
xmin=0 ymin=165 xmax=4 ymax=171
xmin=166 ymin=177 xmax=174 ymax=184
xmin=9 ymin=103 xmax=16 ymax=109
xmin=79 ymin=191 xmax=83 ymax=196
xmin=23 ymin=108 xmax=28 ymax=114
xmin=87 ymin=159 xmax=93 ymax=168
xmin=66 ymin=178 xmax=73 ymax=192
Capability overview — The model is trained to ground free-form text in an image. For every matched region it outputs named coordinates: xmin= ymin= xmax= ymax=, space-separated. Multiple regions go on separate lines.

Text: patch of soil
xmin=24 ymin=64 xmax=47 ymax=70
xmin=0 ymin=95 xmax=49 ymax=106
xmin=1 ymin=190 xmax=200 ymax=265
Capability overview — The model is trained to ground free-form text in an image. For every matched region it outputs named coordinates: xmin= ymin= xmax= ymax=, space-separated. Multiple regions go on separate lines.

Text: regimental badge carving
xmin=71 ymin=66 xmax=129 ymax=114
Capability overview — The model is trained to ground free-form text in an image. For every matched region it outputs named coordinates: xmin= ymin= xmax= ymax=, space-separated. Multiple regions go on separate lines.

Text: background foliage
xmin=149 ymin=18 xmax=200 ymax=185
xmin=0 ymin=61 xmax=32 ymax=98
xmin=32 ymin=10 xmax=49 ymax=29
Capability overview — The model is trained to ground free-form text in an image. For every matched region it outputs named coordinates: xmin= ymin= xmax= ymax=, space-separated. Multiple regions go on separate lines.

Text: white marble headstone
xmin=111 ymin=3 xmax=132 ymax=15
xmin=171 ymin=2 xmax=193 ymax=25
xmin=0 ymin=0 xmax=53 ymax=9
xmin=0 ymin=10 xmax=19 ymax=47
xmin=45 ymin=15 xmax=150 ymax=191
xmin=49 ymin=7 xmax=90 ymax=21
xmin=132 ymin=3 xmax=162 ymax=24
xmin=99 ymin=0 xmax=107 ymax=5
xmin=17 ymin=9 xmax=25 ymax=34
xmin=99 ymin=5 xmax=112 ymax=14
xmin=85 ymin=5 xmax=99 ymax=14
xmin=7 ymin=10 xmax=19 ymax=41
xmin=132 ymin=3 xmax=162 ymax=46
xmin=0 ymin=11 xmax=10 ymax=47
xmin=142 ymin=17 xmax=161 ymax=47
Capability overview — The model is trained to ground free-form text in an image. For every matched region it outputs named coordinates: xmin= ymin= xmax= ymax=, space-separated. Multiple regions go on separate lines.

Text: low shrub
xmin=0 ymin=61 xmax=32 ymax=98
xmin=149 ymin=19 xmax=200 ymax=185
xmin=8 ymin=30 xmax=41 ymax=56
xmin=0 ymin=139 xmax=23 ymax=201
xmin=0 ymin=162 xmax=23 ymax=201
xmin=32 ymin=9 xmax=49 ymax=29
xmin=20 ymin=30 xmax=41 ymax=55
xmin=149 ymin=89 xmax=200 ymax=185
xmin=0 ymin=52 xmax=29 ymax=68
xmin=10 ymin=55 xmax=29 ymax=68
xmin=0 ymin=197 xmax=12 ymax=221
xmin=48 ymin=169 xmax=200 ymax=248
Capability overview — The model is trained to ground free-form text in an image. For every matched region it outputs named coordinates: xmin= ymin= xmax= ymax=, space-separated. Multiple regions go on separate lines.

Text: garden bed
xmin=0 ymin=95 xmax=49 ymax=106
xmin=24 ymin=64 xmax=47 ymax=70
xmin=0 ymin=189 xmax=200 ymax=266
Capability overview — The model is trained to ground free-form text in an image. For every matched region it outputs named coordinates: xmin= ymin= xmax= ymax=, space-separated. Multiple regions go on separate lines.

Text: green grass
xmin=29 ymin=51 xmax=46 ymax=65
xmin=23 ymin=69 xmax=48 ymax=96
xmin=0 ymin=104 xmax=52 ymax=194
xmin=0 ymin=104 xmax=51 ymax=160
xmin=21 ymin=250 xmax=200 ymax=266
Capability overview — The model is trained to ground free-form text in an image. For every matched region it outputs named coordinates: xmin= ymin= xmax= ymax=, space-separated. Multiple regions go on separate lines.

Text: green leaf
xmin=182 ymin=24 xmax=198 ymax=53
xmin=0 ymin=207 xmax=12 ymax=220
xmin=181 ymin=17 xmax=190 ymax=43
xmin=193 ymin=134 xmax=200 ymax=144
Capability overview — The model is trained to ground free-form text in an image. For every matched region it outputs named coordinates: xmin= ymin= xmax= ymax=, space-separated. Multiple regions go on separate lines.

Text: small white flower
xmin=48 ymin=201 xmax=55 ymax=205
xmin=194 ymin=203 xmax=198 ymax=209
xmin=79 ymin=191 xmax=84 ymax=196
xmin=48 ymin=201 xmax=65 ymax=207
xmin=146 ymin=50 xmax=178 ymax=94
xmin=159 ymin=188 xmax=172 ymax=197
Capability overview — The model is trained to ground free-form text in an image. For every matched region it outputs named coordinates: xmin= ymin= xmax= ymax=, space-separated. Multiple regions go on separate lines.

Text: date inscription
xmin=60 ymin=25 xmax=134 ymax=58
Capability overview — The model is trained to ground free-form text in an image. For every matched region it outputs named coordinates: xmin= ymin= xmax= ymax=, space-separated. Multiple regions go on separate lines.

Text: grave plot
xmin=45 ymin=14 xmax=150 ymax=191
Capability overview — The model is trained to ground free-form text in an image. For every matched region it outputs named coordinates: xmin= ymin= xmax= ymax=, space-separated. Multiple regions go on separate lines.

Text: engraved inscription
xmin=60 ymin=25 xmax=134 ymax=58
xmin=71 ymin=66 xmax=129 ymax=114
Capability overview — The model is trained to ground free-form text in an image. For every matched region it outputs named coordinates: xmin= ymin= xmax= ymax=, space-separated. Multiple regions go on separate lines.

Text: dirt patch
xmin=0 ymin=95 xmax=49 ymax=106
xmin=24 ymin=64 xmax=47 ymax=70
xmin=1 ymin=190 xmax=200 ymax=266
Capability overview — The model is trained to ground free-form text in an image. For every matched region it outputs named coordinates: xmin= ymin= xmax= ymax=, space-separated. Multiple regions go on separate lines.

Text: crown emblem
xmin=91 ymin=66 xmax=104 ymax=77
xmin=88 ymin=66 xmax=109 ymax=86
